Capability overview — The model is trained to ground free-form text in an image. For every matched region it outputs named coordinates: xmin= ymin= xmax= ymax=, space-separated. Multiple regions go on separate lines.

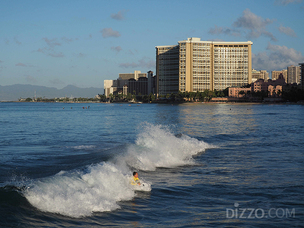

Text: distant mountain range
xmin=0 ymin=84 xmax=104 ymax=101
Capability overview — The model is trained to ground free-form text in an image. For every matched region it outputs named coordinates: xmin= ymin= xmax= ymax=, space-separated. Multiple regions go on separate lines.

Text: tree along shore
xmin=14 ymin=86 xmax=304 ymax=104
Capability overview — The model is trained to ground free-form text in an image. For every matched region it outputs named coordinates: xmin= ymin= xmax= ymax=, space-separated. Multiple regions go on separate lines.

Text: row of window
xmin=214 ymin=45 xmax=249 ymax=47
xmin=214 ymin=49 xmax=248 ymax=52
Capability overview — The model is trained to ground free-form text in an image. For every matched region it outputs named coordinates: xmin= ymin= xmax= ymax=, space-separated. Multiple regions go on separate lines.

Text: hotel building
xmin=272 ymin=70 xmax=287 ymax=82
xmin=104 ymin=70 xmax=156 ymax=97
xmin=287 ymin=65 xmax=301 ymax=85
xmin=300 ymin=63 xmax=304 ymax=89
xmin=252 ymin=69 xmax=269 ymax=82
xmin=156 ymin=38 xmax=253 ymax=96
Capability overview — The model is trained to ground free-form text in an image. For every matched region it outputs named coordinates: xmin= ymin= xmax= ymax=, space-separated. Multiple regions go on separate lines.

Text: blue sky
xmin=1 ymin=0 xmax=304 ymax=89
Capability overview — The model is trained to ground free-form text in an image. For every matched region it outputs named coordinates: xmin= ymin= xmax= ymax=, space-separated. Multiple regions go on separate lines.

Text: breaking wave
xmin=23 ymin=123 xmax=213 ymax=217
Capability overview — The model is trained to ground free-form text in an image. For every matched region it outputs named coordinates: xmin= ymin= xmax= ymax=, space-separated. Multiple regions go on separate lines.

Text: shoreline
xmin=1 ymin=100 xmax=303 ymax=105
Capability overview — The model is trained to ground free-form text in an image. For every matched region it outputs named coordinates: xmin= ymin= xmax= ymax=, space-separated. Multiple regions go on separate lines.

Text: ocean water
xmin=0 ymin=102 xmax=303 ymax=227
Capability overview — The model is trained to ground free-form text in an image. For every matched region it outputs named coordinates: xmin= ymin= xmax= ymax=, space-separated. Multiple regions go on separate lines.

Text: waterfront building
xmin=252 ymin=69 xmax=269 ymax=82
xmin=128 ymin=77 xmax=148 ymax=95
xmin=104 ymin=70 xmax=156 ymax=97
xmin=272 ymin=70 xmax=287 ymax=82
xmin=119 ymin=71 xmax=146 ymax=80
xmin=155 ymin=45 xmax=179 ymax=96
xmin=156 ymin=38 xmax=253 ymax=96
xmin=104 ymin=80 xmax=117 ymax=97
xmin=252 ymin=79 xmax=268 ymax=93
xmin=228 ymin=87 xmax=251 ymax=98
xmin=228 ymin=73 xmax=286 ymax=98
xmin=287 ymin=65 xmax=301 ymax=85
xmin=300 ymin=63 xmax=304 ymax=89
xmin=147 ymin=71 xmax=156 ymax=95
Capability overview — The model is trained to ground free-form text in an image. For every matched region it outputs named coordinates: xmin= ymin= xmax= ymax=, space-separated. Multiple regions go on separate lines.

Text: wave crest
xmin=24 ymin=123 xmax=213 ymax=217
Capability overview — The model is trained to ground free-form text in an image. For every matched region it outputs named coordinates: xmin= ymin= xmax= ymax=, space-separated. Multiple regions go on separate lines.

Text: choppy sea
xmin=0 ymin=102 xmax=303 ymax=227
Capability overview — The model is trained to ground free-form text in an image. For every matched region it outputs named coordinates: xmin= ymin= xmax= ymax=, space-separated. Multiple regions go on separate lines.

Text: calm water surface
xmin=0 ymin=102 xmax=303 ymax=227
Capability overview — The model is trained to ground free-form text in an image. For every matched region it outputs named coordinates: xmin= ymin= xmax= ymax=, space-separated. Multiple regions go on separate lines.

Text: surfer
xmin=131 ymin=172 xmax=141 ymax=186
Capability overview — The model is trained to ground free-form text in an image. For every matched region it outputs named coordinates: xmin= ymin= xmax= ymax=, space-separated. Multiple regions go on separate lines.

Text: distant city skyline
xmin=1 ymin=0 xmax=304 ymax=89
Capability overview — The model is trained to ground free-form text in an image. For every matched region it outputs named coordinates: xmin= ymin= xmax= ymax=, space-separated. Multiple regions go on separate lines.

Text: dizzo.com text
xmin=226 ymin=203 xmax=296 ymax=219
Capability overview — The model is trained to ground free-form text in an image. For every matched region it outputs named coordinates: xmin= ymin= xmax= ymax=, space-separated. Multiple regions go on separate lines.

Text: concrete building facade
xmin=156 ymin=38 xmax=252 ymax=96
xmin=119 ymin=71 xmax=146 ymax=80
xmin=156 ymin=45 xmax=179 ymax=96
xmin=229 ymin=73 xmax=286 ymax=98
xmin=252 ymin=69 xmax=269 ymax=82
xmin=287 ymin=65 xmax=301 ymax=85
xmin=104 ymin=71 xmax=156 ymax=97
xmin=300 ymin=63 xmax=304 ymax=89
xmin=272 ymin=70 xmax=287 ymax=82
xmin=104 ymin=80 xmax=117 ymax=97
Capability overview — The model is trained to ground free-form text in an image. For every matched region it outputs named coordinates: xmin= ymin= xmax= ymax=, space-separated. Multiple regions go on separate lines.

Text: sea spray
xmin=24 ymin=123 xmax=213 ymax=217
xmin=124 ymin=123 xmax=212 ymax=170
xmin=24 ymin=163 xmax=135 ymax=217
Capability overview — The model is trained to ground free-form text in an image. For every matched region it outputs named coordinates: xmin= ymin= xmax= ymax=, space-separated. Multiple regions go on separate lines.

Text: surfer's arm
xmin=130 ymin=178 xmax=141 ymax=185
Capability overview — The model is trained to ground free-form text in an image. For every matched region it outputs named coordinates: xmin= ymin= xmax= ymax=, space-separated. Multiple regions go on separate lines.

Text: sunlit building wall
xmin=178 ymin=38 xmax=212 ymax=92
xmin=252 ymin=69 xmax=269 ymax=82
xmin=104 ymin=80 xmax=117 ymax=97
xmin=119 ymin=71 xmax=146 ymax=80
xmin=287 ymin=65 xmax=301 ymax=84
xmin=213 ymin=41 xmax=252 ymax=90
xmin=156 ymin=38 xmax=253 ymax=96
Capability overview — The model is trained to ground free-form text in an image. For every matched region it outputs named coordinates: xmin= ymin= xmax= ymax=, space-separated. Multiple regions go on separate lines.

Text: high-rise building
xmin=252 ymin=69 xmax=269 ymax=82
xmin=119 ymin=71 xmax=146 ymax=80
xmin=272 ymin=70 xmax=287 ymax=82
xmin=155 ymin=45 xmax=179 ymax=95
xmin=104 ymin=80 xmax=117 ymax=97
xmin=287 ymin=65 xmax=301 ymax=85
xmin=156 ymin=38 xmax=252 ymax=96
xmin=212 ymin=40 xmax=252 ymax=91
xmin=104 ymin=71 xmax=156 ymax=97
xmin=147 ymin=71 xmax=156 ymax=95
xmin=300 ymin=63 xmax=304 ymax=89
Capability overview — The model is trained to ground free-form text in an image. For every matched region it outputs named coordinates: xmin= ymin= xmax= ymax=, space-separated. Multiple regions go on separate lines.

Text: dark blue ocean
xmin=0 ymin=102 xmax=303 ymax=227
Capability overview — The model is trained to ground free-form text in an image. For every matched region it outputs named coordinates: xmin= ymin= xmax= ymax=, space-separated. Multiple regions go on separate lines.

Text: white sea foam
xmin=24 ymin=123 xmax=213 ymax=218
xmin=124 ymin=123 xmax=212 ymax=171
xmin=24 ymin=163 xmax=135 ymax=217
xmin=70 ymin=145 xmax=96 ymax=150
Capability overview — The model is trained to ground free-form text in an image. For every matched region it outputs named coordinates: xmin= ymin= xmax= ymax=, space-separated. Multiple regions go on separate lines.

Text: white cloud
xmin=111 ymin=10 xmax=127 ymax=20
xmin=233 ymin=9 xmax=277 ymax=41
xmin=101 ymin=28 xmax=121 ymax=38
xmin=209 ymin=9 xmax=276 ymax=41
xmin=252 ymin=43 xmax=304 ymax=71
xmin=209 ymin=25 xmax=241 ymax=37
xmin=278 ymin=25 xmax=297 ymax=37
xmin=233 ymin=9 xmax=274 ymax=30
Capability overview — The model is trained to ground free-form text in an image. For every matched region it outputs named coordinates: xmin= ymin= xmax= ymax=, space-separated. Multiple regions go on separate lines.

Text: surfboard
xmin=132 ymin=182 xmax=151 ymax=192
